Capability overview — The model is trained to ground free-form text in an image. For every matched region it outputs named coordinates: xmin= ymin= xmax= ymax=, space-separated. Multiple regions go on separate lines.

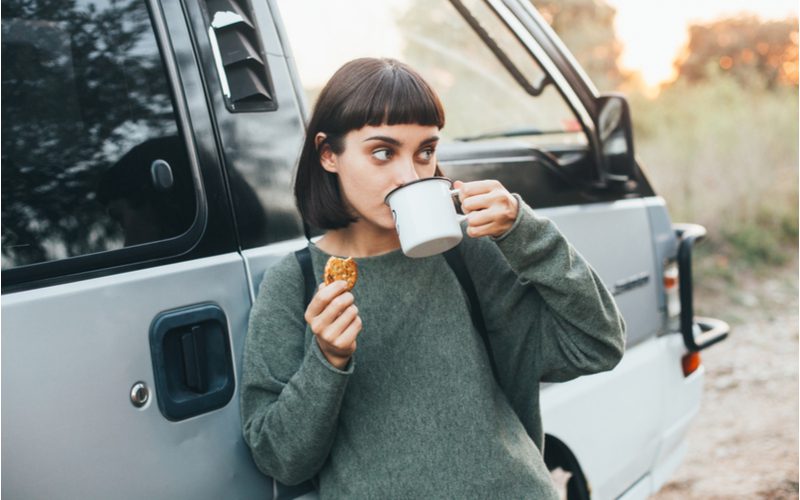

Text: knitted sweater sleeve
xmin=463 ymin=195 xmax=626 ymax=385
xmin=240 ymin=255 xmax=352 ymax=485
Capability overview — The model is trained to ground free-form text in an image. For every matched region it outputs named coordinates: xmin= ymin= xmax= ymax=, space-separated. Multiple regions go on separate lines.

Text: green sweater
xmin=241 ymin=197 xmax=625 ymax=498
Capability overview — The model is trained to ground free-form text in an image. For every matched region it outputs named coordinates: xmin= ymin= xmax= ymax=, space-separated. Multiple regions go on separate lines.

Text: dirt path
xmin=652 ymin=259 xmax=799 ymax=499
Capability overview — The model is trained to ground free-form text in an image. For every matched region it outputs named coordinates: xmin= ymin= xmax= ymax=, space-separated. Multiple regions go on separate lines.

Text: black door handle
xmin=181 ymin=325 xmax=209 ymax=394
xmin=150 ymin=304 xmax=235 ymax=421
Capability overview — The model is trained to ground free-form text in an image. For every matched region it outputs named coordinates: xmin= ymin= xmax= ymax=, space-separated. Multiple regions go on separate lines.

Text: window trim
xmin=449 ymin=0 xmax=550 ymax=98
xmin=514 ymin=0 xmax=602 ymax=107
xmin=1 ymin=0 xmax=209 ymax=293
xmin=501 ymin=0 xmax=612 ymax=179
xmin=474 ymin=0 xmax=604 ymax=182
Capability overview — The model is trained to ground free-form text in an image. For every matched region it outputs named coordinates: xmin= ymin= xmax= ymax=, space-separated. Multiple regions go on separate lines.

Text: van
xmin=1 ymin=0 xmax=729 ymax=498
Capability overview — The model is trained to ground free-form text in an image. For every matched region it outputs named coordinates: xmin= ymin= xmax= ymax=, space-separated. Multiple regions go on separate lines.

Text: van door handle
xmin=181 ymin=325 xmax=209 ymax=394
xmin=150 ymin=304 xmax=235 ymax=421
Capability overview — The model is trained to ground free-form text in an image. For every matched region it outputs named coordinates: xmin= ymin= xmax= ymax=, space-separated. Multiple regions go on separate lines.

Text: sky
xmin=604 ymin=0 xmax=799 ymax=88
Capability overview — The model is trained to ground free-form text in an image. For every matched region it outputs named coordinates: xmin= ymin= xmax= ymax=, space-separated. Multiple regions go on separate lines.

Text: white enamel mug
xmin=384 ymin=177 xmax=465 ymax=258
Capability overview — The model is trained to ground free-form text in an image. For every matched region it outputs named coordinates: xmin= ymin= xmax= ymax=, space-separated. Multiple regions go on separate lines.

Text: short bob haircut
xmin=294 ymin=57 xmax=446 ymax=231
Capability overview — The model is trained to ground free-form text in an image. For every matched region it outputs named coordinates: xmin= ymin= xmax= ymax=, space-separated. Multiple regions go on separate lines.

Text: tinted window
xmin=1 ymin=0 xmax=196 ymax=270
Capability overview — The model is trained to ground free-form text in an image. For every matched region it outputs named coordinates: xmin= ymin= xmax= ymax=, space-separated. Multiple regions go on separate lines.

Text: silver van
xmin=1 ymin=0 xmax=728 ymax=499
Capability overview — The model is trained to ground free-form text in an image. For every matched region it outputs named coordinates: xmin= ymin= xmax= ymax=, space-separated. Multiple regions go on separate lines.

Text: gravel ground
xmin=652 ymin=257 xmax=799 ymax=499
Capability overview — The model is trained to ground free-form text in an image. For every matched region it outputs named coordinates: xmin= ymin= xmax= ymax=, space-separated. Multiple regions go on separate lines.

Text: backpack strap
xmin=295 ymin=246 xmax=316 ymax=307
xmin=274 ymin=246 xmax=318 ymax=499
xmin=443 ymin=246 xmax=501 ymax=387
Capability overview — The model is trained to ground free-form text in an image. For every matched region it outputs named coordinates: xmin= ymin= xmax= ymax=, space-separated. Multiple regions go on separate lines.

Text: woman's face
xmin=318 ymin=123 xmax=440 ymax=231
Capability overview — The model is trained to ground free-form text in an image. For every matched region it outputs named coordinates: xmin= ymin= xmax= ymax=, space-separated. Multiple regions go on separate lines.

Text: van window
xmin=275 ymin=0 xmax=587 ymax=147
xmin=1 ymin=0 xmax=196 ymax=270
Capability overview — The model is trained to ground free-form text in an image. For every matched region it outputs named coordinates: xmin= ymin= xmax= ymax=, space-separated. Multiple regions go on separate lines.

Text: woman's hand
xmin=304 ymin=281 xmax=362 ymax=370
xmin=453 ymin=180 xmax=519 ymax=239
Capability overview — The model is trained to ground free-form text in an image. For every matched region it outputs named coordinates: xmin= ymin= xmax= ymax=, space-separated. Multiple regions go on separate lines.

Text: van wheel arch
xmin=544 ymin=434 xmax=591 ymax=500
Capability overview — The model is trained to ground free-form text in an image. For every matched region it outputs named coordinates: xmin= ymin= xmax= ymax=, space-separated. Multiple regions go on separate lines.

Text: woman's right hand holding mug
xmin=304 ymin=281 xmax=362 ymax=370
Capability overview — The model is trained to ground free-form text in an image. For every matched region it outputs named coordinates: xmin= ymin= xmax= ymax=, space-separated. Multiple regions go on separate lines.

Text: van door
xmin=261 ymin=0 xmax=666 ymax=498
xmin=1 ymin=0 xmax=270 ymax=498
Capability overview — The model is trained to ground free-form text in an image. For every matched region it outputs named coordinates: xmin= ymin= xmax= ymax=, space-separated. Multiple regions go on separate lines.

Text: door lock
xmin=130 ymin=381 xmax=150 ymax=408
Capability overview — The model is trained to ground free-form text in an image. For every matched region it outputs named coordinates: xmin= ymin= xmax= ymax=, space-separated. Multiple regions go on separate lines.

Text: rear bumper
xmin=649 ymin=334 xmax=706 ymax=493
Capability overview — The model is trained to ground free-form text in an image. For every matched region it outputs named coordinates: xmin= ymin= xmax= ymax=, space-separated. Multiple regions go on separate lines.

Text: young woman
xmin=241 ymin=57 xmax=625 ymax=498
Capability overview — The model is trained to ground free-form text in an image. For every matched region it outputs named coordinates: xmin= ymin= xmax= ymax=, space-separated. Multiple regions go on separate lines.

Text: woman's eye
xmin=372 ymin=149 xmax=392 ymax=161
xmin=418 ymin=148 xmax=435 ymax=162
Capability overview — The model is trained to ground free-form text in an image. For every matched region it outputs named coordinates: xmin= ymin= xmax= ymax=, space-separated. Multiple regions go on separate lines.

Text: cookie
xmin=324 ymin=256 xmax=358 ymax=291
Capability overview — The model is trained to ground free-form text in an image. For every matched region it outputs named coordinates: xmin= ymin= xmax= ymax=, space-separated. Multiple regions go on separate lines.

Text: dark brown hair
xmin=294 ymin=57 xmax=446 ymax=231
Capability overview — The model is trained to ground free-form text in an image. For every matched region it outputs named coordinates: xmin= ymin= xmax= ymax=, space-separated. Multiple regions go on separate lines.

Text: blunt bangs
xmin=327 ymin=59 xmax=445 ymax=133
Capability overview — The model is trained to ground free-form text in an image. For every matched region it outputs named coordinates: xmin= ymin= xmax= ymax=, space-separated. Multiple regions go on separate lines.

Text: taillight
xmin=664 ymin=262 xmax=680 ymax=318
xmin=681 ymin=351 xmax=702 ymax=377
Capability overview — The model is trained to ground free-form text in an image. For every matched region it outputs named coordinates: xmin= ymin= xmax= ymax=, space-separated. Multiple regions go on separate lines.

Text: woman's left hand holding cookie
xmin=453 ymin=179 xmax=519 ymax=239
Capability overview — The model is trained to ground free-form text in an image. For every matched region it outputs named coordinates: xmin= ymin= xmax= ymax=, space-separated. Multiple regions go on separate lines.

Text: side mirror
xmin=596 ymin=93 xmax=636 ymax=186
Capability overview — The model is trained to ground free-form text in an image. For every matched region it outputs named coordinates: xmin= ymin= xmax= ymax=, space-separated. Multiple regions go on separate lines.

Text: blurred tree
xmin=674 ymin=16 xmax=799 ymax=89
xmin=534 ymin=0 xmax=628 ymax=91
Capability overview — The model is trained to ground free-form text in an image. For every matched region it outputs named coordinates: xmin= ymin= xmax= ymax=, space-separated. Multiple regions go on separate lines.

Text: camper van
xmin=1 ymin=0 xmax=728 ymax=498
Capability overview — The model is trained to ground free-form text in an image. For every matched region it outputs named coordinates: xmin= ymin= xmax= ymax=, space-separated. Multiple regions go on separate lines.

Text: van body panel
xmin=616 ymin=473 xmax=654 ymax=500
xmin=1 ymin=255 xmax=271 ymax=499
xmin=643 ymin=197 xmax=680 ymax=317
xmin=650 ymin=335 xmax=705 ymax=491
xmin=541 ymin=336 xmax=670 ymax=500
xmin=243 ymin=238 xmax=311 ymax=299
xmin=538 ymin=198 xmax=661 ymax=348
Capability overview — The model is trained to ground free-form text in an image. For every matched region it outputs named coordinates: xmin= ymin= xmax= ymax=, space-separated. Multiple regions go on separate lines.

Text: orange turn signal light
xmin=681 ymin=351 xmax=702 ymax=377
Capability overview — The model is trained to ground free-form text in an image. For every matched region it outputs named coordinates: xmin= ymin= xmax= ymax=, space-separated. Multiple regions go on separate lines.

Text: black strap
xmin=295 ymin=246 xmax=316 ymax=307
xmin=443 ymin=246 xmax=501 ymax=386
xmin=277 ymin=247 xmax=318 ymax=498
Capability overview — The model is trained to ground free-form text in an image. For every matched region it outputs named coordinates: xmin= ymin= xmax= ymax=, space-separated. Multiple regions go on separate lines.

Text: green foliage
xmin=629 ymin=72 xmax=798 ymax=269
xmin=723 ymin=224 xmax=788 ymax=266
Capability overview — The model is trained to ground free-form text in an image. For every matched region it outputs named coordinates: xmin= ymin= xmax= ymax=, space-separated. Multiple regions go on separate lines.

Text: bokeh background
xmin=538 ymin=1 xmax=798 ymax=497
xmin=539 ymin=0 xmax=798 ymax=276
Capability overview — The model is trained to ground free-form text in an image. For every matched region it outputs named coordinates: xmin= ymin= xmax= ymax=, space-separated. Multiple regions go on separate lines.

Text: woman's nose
xmin=393 ymin=157 xmax=419 ymax=186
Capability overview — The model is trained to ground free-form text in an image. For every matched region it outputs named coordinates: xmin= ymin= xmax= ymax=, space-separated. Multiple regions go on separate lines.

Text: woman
xmin=241 ymin=57 xmax=625 ymax=498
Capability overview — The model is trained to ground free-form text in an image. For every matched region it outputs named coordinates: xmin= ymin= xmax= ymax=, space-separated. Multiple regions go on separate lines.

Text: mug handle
xmin=449 ymin=188 xmax=467 ymax=222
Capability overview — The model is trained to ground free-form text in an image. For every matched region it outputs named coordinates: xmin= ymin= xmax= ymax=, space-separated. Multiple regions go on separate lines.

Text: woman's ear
xmin=315 ymin=132 xmax=337 ymax=173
